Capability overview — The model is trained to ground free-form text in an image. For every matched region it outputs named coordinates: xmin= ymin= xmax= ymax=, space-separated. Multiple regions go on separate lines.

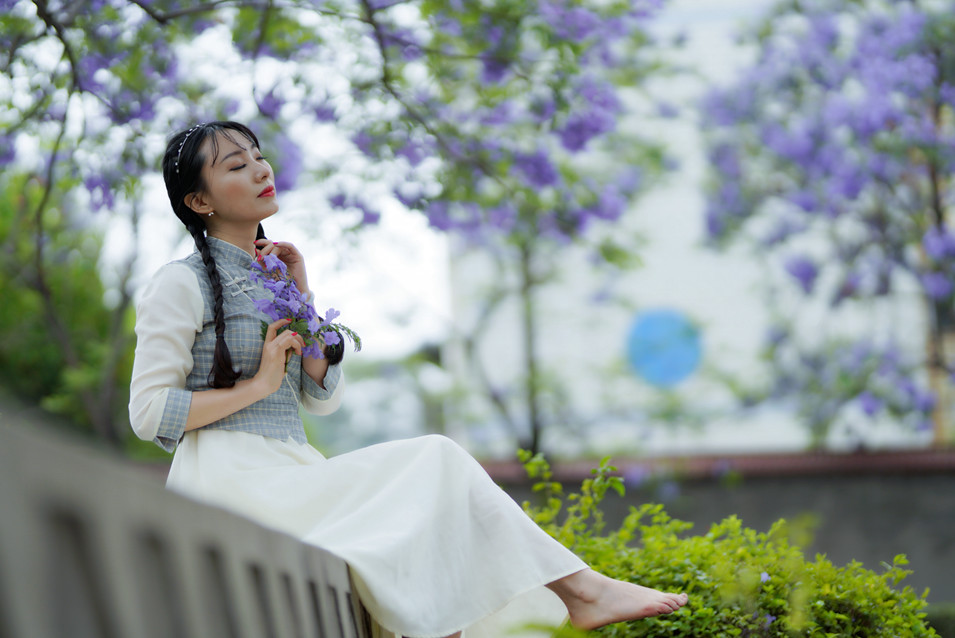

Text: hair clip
xmin=174 ymin=123 xmax=205 ymax=174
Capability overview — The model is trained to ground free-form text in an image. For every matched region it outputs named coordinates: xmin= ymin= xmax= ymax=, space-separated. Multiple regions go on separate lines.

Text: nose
xmin=255 ymin=161 xmax=270 ymax=181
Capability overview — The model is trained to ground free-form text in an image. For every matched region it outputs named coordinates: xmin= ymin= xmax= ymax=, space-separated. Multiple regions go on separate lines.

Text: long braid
xmin=163 ymin=122 xmax=259 ymax=389
xmin=187 ymin=220 xmax=242 ymax=388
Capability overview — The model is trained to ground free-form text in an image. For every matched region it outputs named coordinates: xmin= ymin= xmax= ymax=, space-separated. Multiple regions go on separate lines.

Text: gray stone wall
xmin=0 ymin=418 xmax=373 ymax=638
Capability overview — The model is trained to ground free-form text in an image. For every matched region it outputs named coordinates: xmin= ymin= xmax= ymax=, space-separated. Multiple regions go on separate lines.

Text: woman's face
xmin=187 ymin=130 xmax=278 ymax=226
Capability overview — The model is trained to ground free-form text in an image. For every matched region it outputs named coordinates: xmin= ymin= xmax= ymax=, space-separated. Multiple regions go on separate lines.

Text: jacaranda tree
xmin=1 ymin=0 xmax=672 ymax=452
xmin=701 ymin=0 xmax=955 ymax=447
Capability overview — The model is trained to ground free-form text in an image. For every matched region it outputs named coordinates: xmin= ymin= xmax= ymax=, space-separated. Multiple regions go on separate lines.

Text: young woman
xmin=129 ymin=121 xmax=688 ymax=638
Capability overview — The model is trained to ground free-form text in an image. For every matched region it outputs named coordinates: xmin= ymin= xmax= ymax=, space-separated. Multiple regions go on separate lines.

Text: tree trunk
xmin=928 ymin=301 xmax=954 ymax=447
xmin=518 ymin=243 xmax=542 ymax=455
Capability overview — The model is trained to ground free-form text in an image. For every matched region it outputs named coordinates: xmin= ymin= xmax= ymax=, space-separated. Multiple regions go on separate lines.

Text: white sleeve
xmin=300 ymin=363 xmax=345 ymax=415
xmin=128 ymin=263 xmax=203 ymax=451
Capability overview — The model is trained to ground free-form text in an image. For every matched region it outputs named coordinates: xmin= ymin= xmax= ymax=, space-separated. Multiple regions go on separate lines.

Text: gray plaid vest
xmin=156 ymin=237 xmax=340 ymax=451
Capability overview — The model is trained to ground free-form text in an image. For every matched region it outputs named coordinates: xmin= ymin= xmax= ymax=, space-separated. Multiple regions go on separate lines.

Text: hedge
xmin=519 ymin=452 xmax=938 ymax=637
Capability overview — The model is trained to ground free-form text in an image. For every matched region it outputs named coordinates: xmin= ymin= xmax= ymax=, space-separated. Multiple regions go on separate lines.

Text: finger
xmin=280 ymin=331 xmax=304 ymax=356
xmin=269 ymin=241 xmax=300 ymax=260
xmin=264 ymin=317 xmax=292 ymax=341
xmin=254 ymin=238 xmax=276 ymax=257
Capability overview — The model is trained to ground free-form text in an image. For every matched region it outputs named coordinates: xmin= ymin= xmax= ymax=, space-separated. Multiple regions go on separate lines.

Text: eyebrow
xmin=218 ymin=148 xmax=246 ymax=164
xmin=214 ymin=144 xmax=260 ymax=166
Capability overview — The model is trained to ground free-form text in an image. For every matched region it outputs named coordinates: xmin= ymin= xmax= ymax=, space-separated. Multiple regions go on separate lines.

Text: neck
xmin=207 ymin=226 xmax=258 ymax=256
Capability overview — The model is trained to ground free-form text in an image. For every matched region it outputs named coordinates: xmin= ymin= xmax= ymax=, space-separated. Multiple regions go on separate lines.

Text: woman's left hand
xmin=255 ymin=238 xmax=310 ymax=297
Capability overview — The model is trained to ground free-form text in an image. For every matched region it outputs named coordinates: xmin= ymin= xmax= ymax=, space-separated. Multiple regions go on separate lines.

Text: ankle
xmin=547 ymin=569 xmax=602 ymax=605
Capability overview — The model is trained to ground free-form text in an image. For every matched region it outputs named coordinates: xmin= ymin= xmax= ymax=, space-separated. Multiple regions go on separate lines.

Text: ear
xmin=184 ymin=191 xmax=213 ymax=215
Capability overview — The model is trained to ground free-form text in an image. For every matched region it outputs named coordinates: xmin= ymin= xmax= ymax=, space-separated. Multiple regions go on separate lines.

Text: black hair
xmin=161 ymin=121 xmax=267 ymax=388
xmin=161 ymin=121 xmax=343 ymax=384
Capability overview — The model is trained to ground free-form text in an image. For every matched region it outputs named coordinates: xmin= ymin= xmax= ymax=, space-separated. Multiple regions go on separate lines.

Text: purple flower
xmin=941 ymin=83 xmax=955 ymax=108
xmin=84 ymin=173 xmax=116 ymax=212
xmin=391 ymin=188 xmax=418 ymax=210
xmin=481 ymin=56 xmax=510 ymax=84
xmin=623 ymin=465 xmax=651 ymax=488
xmin=487 ymin=204 xmax=517 ymax=232
xmin=262 ymin=253 xmax=286 ymax=273
xmin=808 ymin=13 xmax=839 ymax=50
xmin=356 ymin=201 xmax=381 ymax=225
xmin=764 ymin=124 xmax=814 ymax=167
xmin=480 ymin=102 xmax=517 ymax=127
xmin=262 ymin=277 xmax=287 ymax=296
xmin=558 ymin=77 xmax=620 ymax=151
xmin=515 ymin=149 xmax=559 ymax=187
xmin=784 ymin=256 xmax=819 ymax=294
xmin=920 ymin=271 xmax=952 ymax=300
xmin=0 ymin=135 xmax=15 ymax=165
xmin=832 ymin=271 xmax=862 ymax=306
xmin=830 ymin=166 xmax=865 ymax=200
xmin=426 ymin=200 xmax=453 ymax=231
xmin=249 ymin=261 xmax=359 ymax=359
xmin=858 ymin=391 xmax=882 ymax=416
xmin=590 ymin=186 xmax=627 ymax=221
xmin=257 ymin=86 xmax=284 ymax=120
xmin=656 ymin=102 xmax=680 ymax=119
xmin=559 ymin=109 xmax=614 ymax=151
xmin=254 ymin=298 xmax=282 ymax=321
xmin=922 ymin=227 xmax=955 ymax=260
xmin=313 ymin=99 xmax=337 ymax=122
xmin=540 ymin=2 xmax=600 ymax=42
xmin=531 ymin=97 xmax=556 ymax=123
xmin=914 ymin=389 xmax=936 ymax=413
xmin=273 ymin=134 xmax=302 ymax=192
xmin=352 ymin=130 xmax=374 ymax=155
xmin=760 ymin=571 xmax=770 ymax=583
xmin=395 ymin=141 xmax=429 ymax=166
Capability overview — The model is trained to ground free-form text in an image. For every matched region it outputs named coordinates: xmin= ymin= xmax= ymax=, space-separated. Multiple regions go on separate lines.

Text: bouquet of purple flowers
xmin=249 ymin=253 xmax=361 ymax=360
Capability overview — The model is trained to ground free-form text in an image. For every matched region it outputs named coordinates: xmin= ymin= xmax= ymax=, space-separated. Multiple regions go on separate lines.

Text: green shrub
xmin=518 ymin=451 xmax=938 ymax=637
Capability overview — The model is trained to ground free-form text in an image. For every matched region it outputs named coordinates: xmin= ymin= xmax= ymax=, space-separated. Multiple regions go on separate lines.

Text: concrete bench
xmin=0 ymin=414 xmax=374 ymax=638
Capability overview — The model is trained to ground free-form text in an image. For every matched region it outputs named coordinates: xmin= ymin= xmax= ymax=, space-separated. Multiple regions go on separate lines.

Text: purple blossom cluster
xmin=766 ymin=332 xmax=936 ymax=441
xmin=249 ymin=254 xmax=359 ymax=360
xmin=701 ymin=1 xmax=955 ymax=439
xmin=702 ymin=3 xmax=954 ymax=284
xmin=920 ymin=226 xmax=955 ymax=300
xmin=314 ymin=0 xmax=671 ymax=247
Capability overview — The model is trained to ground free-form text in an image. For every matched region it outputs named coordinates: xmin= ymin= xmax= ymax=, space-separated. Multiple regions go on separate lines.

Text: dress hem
xmin=368 ymin=563 xmax=588 ymax=638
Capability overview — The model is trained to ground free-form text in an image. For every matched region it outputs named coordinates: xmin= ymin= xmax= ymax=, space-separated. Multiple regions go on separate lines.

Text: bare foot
xmin=547 ymin=569 xmax=689 ymax=630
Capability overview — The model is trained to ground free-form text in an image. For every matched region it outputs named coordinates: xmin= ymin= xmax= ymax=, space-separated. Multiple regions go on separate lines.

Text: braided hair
xmin=161 ymin=121 xmax=264 ymax=388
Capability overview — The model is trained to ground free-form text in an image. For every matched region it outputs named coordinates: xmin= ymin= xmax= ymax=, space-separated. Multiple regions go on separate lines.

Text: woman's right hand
xmin=254 ymin=318 xmax=306 ymax=396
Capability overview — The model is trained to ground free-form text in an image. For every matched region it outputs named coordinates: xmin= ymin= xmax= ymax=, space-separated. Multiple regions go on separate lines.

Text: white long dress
xmin=166 ymin=431 xmax=584 ymax=638
xmin=129 ymin=250 xmax=587 ymax=638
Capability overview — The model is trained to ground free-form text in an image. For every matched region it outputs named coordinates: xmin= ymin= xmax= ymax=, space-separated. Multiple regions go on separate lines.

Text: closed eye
xmin=228 ymin=156 xmax=268 ymax=171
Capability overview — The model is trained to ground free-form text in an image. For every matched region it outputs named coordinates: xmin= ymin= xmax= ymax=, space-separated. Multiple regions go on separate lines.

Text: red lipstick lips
xmin=258 ymin=185 xmax=275 ymax=198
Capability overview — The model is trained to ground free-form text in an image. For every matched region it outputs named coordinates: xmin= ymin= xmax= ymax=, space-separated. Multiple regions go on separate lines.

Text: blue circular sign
xmin=626 ymin=309 xmax=701 ymax=387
